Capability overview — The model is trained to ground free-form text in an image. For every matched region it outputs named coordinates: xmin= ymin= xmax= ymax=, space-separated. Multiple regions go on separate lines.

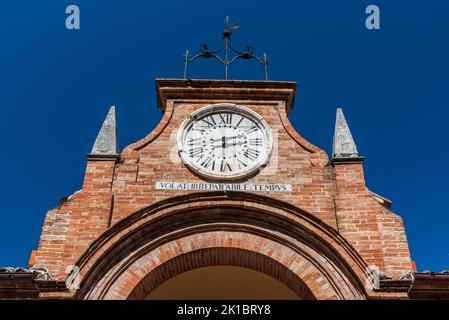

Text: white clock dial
xmin=177 ymin=104 xmax=272 ymax=181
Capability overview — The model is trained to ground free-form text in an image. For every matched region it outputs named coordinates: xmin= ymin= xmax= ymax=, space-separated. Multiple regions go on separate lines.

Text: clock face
xmin=177 ymin=104 xmax=272 ymax=181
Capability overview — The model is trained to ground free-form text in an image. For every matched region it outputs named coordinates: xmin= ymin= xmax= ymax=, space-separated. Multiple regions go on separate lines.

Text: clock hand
xmin=210 ymin=135 xmax=242 ymax=143
xmin=221 ymin=137 xmax=226 ymax=159
xmin=211 ymin=141 xmax=245 ymax=149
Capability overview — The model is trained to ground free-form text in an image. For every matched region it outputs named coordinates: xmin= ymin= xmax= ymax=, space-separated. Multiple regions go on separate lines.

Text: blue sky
xmin=0 ymin=1 xmax=448 ymax=272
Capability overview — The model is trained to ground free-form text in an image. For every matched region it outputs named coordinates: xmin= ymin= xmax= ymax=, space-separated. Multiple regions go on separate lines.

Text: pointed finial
xmin=332 ymin=108 xmax=361 ymax=160
xmin=87 ymin=105 xmax=119 ymax=160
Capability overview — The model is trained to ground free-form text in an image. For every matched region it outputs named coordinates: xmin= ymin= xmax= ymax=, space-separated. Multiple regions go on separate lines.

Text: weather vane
xmin=183 ymin=16 xmax=268 ymax=80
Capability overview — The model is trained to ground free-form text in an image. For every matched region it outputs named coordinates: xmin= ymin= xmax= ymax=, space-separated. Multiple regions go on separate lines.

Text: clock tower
xmin=10 ymin=77 xmax=422 ymax=300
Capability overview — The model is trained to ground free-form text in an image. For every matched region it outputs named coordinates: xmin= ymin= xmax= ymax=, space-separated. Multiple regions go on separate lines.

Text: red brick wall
xmin=33 ymin=80 xmax=412 ymax=294
xmin=34 ymin=160 xmax=115 ymax=279
xmin=334 ymin=162 xmax=412 ymax=278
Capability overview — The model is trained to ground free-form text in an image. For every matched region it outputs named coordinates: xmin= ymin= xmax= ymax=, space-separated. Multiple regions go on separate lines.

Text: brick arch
xmin=127 ymin=247 xmax=316 ymax=300
xmin=73 ymin=192 xmax=371 ymax=300
xmin=81 ymin=230 xmax=363 ymax=300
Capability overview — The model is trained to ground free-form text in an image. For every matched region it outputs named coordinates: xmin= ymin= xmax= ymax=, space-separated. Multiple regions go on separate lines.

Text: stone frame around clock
xmin=176 ymin=103 xmax=273 ymax=181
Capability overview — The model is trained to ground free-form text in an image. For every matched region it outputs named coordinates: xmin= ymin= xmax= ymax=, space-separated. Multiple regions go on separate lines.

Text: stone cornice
xmin=331 ymin=156 xmax=365 ymax=165
xmin=86 ymin=153 xmax=119 ymax=161
xmin=155 ymin=78 xmax=297 ymax=113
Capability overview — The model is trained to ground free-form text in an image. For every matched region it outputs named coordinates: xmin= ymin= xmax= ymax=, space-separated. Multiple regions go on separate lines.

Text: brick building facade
xmin=1 ymin=79 xmax=448 ymax=299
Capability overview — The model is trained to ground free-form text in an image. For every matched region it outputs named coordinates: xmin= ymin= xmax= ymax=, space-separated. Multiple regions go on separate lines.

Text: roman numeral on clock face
xmin=201 ymin=115 xmax=216 ymax=127
xmin=188 ymin=146 xmax=203 ymax=158
xmin=245 ymin=125 xmax=259 ymax=134
xmin=200 ymin=156 xmax=215 ymax=170
xmin=187 ymin=137 xmax=202 ymax=146
xmin=237 ymin=158 xmax=248 ymax=169
xmin=219 ymin=113 xmax=233 ymax=125
xmin=220 ymin=160 xmax=232 ymax=172
xmin=235 ymin=116 xmax=244 ymax=128
xmin=248 ymin=138 xmax=262 ymax=146
xmin=244 ymin=147 xmax=260 ymax=161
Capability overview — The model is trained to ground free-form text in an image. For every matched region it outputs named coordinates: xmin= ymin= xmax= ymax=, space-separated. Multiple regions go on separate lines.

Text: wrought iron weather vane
xmin=183 ymin=16 xmax=269 ymax=80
